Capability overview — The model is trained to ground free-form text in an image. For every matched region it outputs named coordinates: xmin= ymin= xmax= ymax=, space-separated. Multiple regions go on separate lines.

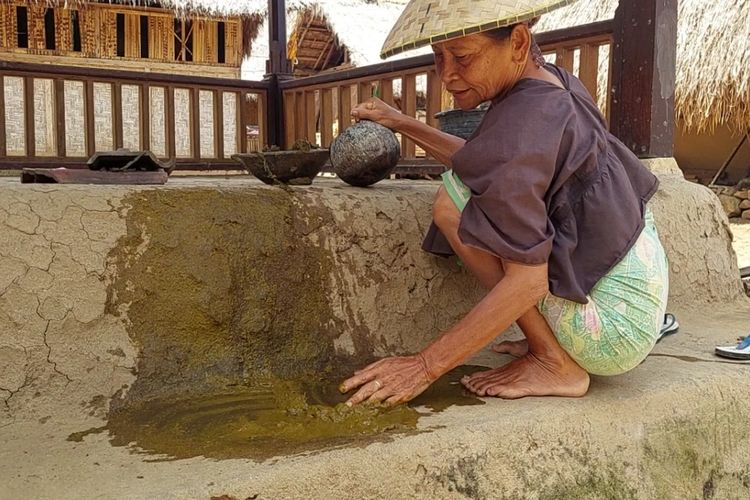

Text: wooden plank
xmin=166 ymin=86 xmax=176 ymax=159
xmin=84 ymin=79 xmax=95 ymax=156
xmin=55 ymin=78 xmax=66 ymax=157
xmin=283 ymin=91 xmax=296 ymax=148
xmin=379 ymin=79 xmax=394 ymax=106
xmin=0 ymin=75 xmax=5 ymax=157
xmin=24 ymin=77 xmax=35 ymax=157
xmin=337 ymin=85 xmax=351 ymax=134
xmin=215 ymin=90 xmax=224 ymax=159
xmin=321 ymin=88 xmax=333 ymax=147
xmin=140 ymin=83 xmax=150 ymax=150
xmin=190 ymin=87 xmax=200 ymax=159
xmin=235 ymin=91 xmax=243 ymax=153
xmin=113 ymin=83 xmax=123 ymax=149
xmin=610 ymin=0 xmax=677 ymax=157
xmin=402 ymin=74 xmax=417 ymax=158
xmin=555 ymin=48 xmax=574 ymax=73
xmin=55 ymin=8 xmax=71 ymax=53
xmin=305 ymin=91 xmax=316 ymax=145
xmin=294 ymin=91 xmax=305 ymax=144
xmin=426 ymin=70 xmax=442 ymax=128
xmin=579 ymin=43 xmax=599 ymax=101
xmin=258 ymin=91 xmax=267 ymax=150
xmin=357 ymin=82 xmax=371 ymax=104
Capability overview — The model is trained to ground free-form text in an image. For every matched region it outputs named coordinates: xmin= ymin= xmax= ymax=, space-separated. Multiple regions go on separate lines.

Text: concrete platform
xmin=1 ymin=171 xmax=749 ymax=499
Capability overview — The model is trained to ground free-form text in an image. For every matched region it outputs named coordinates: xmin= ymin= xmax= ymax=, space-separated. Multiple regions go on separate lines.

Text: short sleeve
xmin=446 ymin=85 xmax=572 ymax=265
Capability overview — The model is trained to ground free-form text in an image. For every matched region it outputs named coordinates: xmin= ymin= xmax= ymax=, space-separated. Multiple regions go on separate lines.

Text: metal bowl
xmin=231 ymin=149 xmax=329 ymax=185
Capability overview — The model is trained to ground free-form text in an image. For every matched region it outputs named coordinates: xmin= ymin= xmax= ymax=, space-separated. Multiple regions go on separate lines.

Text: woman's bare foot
xmin=461 ymin=351 xmax=590 ymax=399
xmin=492 ymin=339 xmax=528 ymax=357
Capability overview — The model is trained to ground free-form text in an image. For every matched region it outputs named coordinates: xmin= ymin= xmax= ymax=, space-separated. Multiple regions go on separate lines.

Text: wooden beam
xmin=55 ymin=78 xmax=66 ymax=157
xmin=610 ymin=0 xmax=678 ymax=158
xmin=24 ymin=77 xmax=35 ymax=157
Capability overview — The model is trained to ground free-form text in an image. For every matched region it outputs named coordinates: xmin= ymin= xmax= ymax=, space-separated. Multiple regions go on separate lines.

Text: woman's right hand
xmin=351 ymin=97 xmax=403 ymax=130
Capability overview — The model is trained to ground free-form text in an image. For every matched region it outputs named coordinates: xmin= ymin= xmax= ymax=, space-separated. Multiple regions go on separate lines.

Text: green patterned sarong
xmin=441 ymin=169 xmax=669 ymax=376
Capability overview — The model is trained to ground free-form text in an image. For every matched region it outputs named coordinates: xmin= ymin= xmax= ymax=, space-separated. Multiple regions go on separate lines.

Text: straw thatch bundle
xmin=535 ymin=0 xmax=750 ymax=134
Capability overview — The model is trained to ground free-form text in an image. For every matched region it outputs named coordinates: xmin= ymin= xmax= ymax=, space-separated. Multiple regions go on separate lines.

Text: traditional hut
xmin=0 ymin=1 xmax=264 ymax=78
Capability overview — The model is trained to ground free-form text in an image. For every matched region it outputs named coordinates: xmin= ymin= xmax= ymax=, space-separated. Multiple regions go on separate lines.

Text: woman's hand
xmin=339 ymin=354 xmax=435 ymax=406
xmin=351 ymin=97 xmax=403 ymax=130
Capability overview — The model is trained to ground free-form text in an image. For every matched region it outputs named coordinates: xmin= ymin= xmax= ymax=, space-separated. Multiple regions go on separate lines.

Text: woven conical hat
xmin=381 ymin=0 xmax=577 ymax=59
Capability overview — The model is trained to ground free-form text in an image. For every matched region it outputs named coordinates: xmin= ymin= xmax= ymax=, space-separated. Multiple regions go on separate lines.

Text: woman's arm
xmin=340 ymin=261 xmax=549 ymax=405
xmin=351 ymin=98 xmax=466 ymax=167
xmin=421 ymin=261 xmax=549 ymax=379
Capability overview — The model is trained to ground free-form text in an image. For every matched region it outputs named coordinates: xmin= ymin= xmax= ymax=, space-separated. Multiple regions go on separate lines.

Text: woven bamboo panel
xmin=0 ymin=6 xmax=7 ymax=49
xmin=29 ymin=5 xmax=45 ymax=51
xmin=103 ymin=11 xmax=117 ymax=57
xmin=149 ymin=16 xmax=173 ymax=61
xmin=93 ymin=82 xmax=114 ymax=151
xmin=4 ymin=76 xmax=26 ymax=156
xmin=149 ymin=86 xmax=167 ymax=157
xmin=121 ymin=84 xmax=141 ymax=150
xmin=55 ymin=8 xmax=71 ymax=53
xmin=199 ymin=90 xmax=215 ymax=157
xmin=63 ymin=80 xmax=86 ymax=157
xmin=225 ymin=21 xmax=239 ymax=66
xmin=81 ymin=8 xmax=97 ymax=56
xmin=33 ymin=78 xmax=56 ymax=156
xmin=222 ymin=92 xmax=237 ymax=157
xmin=125 ymin=13 xmax=139 ymax=58
xmin=204 ymin=20 xmax=217 ymax=64
xmin=174 ymin=88 xmax=191 ymax=158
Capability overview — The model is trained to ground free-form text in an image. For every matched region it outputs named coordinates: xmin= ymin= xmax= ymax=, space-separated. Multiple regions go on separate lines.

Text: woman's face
xmin=432 ymin=26 xmax=530 ymax=109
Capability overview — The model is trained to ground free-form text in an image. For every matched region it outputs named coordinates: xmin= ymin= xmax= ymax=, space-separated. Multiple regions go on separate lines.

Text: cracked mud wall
xmin=0 ymin=185 xmax=137 ymax=428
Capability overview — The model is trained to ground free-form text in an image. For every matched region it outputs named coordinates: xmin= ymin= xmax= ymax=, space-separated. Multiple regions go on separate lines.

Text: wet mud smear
xmin=68 ymin=366 xmax=485 ymax=461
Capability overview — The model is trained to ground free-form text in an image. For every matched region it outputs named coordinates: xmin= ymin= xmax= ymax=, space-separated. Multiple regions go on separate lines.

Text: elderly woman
xmin=340 ymin=0 xmax=669 ymax=405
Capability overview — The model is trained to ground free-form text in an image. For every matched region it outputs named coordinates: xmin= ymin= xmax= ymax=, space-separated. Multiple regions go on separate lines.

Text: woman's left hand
xmin=339 ymin=354 xmax=434 ymax=406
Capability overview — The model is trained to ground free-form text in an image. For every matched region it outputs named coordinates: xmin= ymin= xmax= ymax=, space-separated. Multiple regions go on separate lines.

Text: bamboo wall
xmin=0 ymin=3 xmax=243 ymax=70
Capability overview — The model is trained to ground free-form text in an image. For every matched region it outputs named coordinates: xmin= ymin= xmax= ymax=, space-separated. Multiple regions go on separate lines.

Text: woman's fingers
xmin=340 ymin=369 xmax=377 ymax=394
xmin=345 ymin=380 xmax=382 ymax=406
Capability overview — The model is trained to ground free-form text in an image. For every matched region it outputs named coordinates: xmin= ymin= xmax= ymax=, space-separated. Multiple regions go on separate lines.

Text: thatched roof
xmin=536 ymin=0 xmax=750 ymax=134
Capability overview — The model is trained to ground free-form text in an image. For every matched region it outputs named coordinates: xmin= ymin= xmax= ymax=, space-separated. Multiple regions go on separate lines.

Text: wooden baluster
xmin=258 ymin=91 xmax=267 ymax=151
xmin=55 ymin=79 xmax=66 ymax=158
xmin=215 ymin=90 xmax=224 ymax=159
xmin=85 ymin=80 xmax=95 ymax=157
xmin=555 ymin=48 xmax=574 ymax=73
xmin=321 ymin=88 xmax=333 ymax=148
xmin=236 ymin=91 xmax=244 ymax=153
xmin=24 ymin=77 xmax=35 ymax=158
xmin=426 ymin=70 xmax=442 ymax=129
xmin=379 ymin=79 xmax=394 ymax=107
xmin=305 ymin=91 xmax=316 ymax=145
xmin=357 ymin=82 xmax=372 ymax=103
xmin=166 ymin=86 xmax=176 ymax=159
xmin=294 ymin=91 xmax=305 ymax=144
xmin=190 ymin=87 xmax=200 ymax=159
xmin=113 ymin=83 xmax=123 ymax=150
xmin=338 ymin=85 xmax=351 ymax=134
xmin=283 ymin=90 xmax=296 ymax=148
xmin=579 ymin=43 xmax=599 ymax=102
xmin=0 ymin=75 xmax=6 ymax=158
xmin=402 ymin=74 xmax=417 ymax=158
xmin=140 ymin=83 xmax=150 ymax=151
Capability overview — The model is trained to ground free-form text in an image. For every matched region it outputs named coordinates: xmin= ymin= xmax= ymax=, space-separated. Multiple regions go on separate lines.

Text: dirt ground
xmin=731 ymin=220 xmax=750 ymax=269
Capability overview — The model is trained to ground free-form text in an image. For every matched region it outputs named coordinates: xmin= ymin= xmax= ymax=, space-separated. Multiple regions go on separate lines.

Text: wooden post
xmin=402 ymin=74 xmax=417 ymax=158
xmin=190 ymin=87 xmax=200 ymax=159
xmin=24 ymin=77 xmax=35 ymax=157
xmin=321 ymin=88 xmax=333 ymax=147
xmin=610 ymin=0 xmax=678 ymax=158
xmin=55 ymin=79 xmax=66 ymax=158
xmin=166 ymin=86 xmax=176 ymax=159
xmin=379 ymin=79 xmax=394 ymax=107
xmin=426 ymin=70 xmax=442 ymax=128
xmin=305 ymin=91 xmax=316 ymax=145
xmin=215 ymin=90 xmax=224 ymax=159
xmin=283 ymin=90 xmax=296 ymax=148
xmin=113 ymin=83 xmax=123 ymax=150
xmin=338 ymin=85 xmax=351 ymax=134
xmin=85 ymin=80 xmax=95 ymax=157
xmin=264 ymin=0 xmax=292 ymax=147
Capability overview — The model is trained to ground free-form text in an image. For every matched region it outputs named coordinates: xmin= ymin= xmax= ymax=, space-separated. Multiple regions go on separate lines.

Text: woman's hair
xmin=483 ymin=18 xmax=546 ymax=67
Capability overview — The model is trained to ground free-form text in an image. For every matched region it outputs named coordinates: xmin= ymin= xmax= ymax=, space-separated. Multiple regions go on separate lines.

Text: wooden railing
xmin=280 ymin=20 xmax=614 ymax=160
xmin=0 ymin=61 xmax=267 ymax=169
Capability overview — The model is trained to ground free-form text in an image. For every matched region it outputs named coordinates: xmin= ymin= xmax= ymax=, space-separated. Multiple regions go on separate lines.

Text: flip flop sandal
xmin=715 ymin=334 xmax=750 ymax=360
xmin=656 ymin=313 xmax=679 ymax=343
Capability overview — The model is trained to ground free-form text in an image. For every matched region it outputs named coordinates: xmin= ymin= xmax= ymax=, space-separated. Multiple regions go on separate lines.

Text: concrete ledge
xmin=0 ymin=175 xmax=748 ymax=498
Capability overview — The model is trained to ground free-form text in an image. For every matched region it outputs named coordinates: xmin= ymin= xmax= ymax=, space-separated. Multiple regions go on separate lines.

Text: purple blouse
xmin=422 ymin=64 xmax=659 ymax=304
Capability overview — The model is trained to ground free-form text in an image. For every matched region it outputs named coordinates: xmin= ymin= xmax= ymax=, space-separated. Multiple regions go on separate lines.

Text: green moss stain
xmin=101 ymin=186 xmax=484 ymax=460
xmin=70 ymin=365 xmax=484 ymax=461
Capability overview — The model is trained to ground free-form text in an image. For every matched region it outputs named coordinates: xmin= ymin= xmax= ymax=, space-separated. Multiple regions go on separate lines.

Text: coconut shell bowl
xmin=231 ymin=148 xmax=329 ymax=186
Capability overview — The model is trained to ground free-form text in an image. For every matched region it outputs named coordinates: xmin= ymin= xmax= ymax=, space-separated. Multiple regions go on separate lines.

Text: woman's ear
xmin=509 ymin=24 xmax=532 ymax=64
